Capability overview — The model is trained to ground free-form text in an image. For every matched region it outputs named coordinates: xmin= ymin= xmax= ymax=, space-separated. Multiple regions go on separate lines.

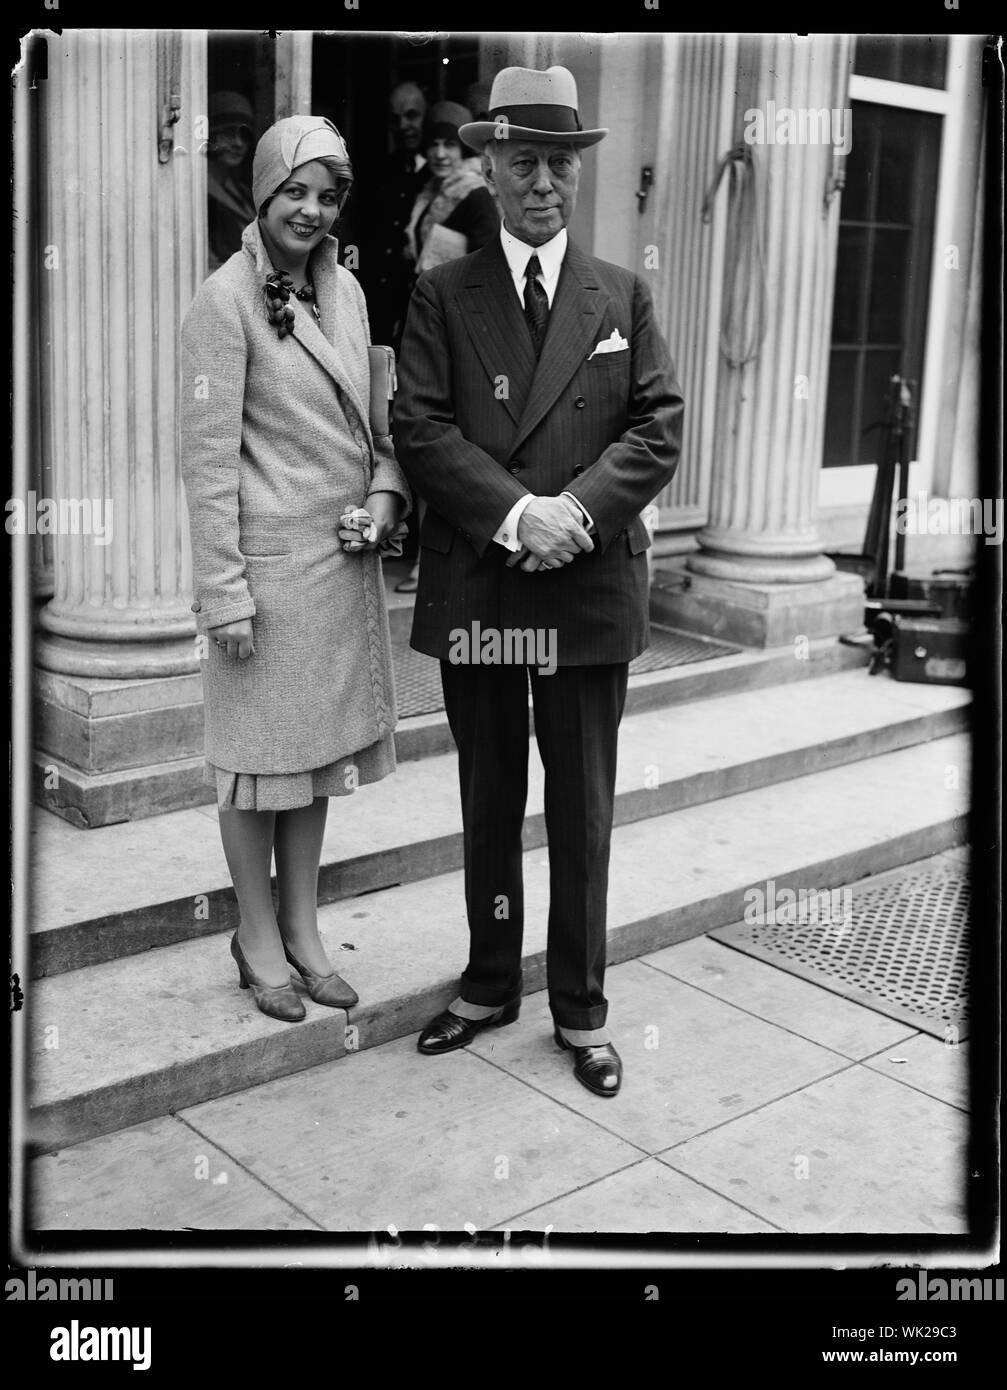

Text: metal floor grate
xmin=711 ymin=862 xmax=970 ymax=1040
xmin=392 ymin=625 xmax=741 ymax=720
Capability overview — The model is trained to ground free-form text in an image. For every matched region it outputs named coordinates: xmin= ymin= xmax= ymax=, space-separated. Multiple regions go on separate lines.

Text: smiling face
xmin=259 ymin=159 xmax=345 ymax=267
xmin=426 ymin=137 xmax=465 ymax=181
xmin=483 ymin=141 xmax=581 ymax=247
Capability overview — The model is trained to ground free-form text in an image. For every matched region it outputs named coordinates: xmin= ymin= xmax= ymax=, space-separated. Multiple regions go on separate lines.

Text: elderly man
xmin=393 ymin=66 xmax=684 ymax=1097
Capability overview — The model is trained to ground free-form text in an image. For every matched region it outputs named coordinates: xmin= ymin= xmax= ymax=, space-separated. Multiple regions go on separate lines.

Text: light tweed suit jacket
xmin=392 ymin=236 xmax=684 ymax=665
xmin=179 ymin=220 xmax=411 ymax=774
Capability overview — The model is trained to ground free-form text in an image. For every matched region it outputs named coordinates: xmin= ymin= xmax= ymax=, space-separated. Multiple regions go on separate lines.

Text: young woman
xmin=180 ymin=116 xmax=410 ymax=1022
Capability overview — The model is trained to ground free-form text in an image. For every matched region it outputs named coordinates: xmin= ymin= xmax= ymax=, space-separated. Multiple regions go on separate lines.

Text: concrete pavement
xmin=30 ymin=857 xmax=969 ymax=1237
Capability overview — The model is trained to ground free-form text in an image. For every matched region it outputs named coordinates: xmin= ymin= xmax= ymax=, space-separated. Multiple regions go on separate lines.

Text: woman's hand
xmin=339 ymin=492 xmax=404 ymax=553
xmin=210 ymin=618 xmax=254 ymax=659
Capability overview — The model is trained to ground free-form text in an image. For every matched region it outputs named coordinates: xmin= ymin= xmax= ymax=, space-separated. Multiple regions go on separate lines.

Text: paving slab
xmin=181 ymin=1036 xmax=642 ymax=1233
xmin=641 ymin=937 xmax=919 ymax=1060
xmin=29 ymin=734 xmax=970 ymax=1151
xmin=662 ymin=1065 xmax=969 ymax=1233
xmin=488 ymin=1156 xmax=776 ymax=1234
xmin=862 ymin=1033 xmax=969 ymax=1111
xmin=29 ymin=1115 xmax=321 ymax=1231
xmin=467 ymin=960 xmax=848 ymax=1154
xmin=26 ymin=930 xmax=350 ymax=1154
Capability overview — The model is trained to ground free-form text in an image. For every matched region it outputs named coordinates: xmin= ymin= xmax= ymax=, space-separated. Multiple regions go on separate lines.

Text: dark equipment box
xmin=890 ymin=615 xmax=969 ymax=686
xmin=888 ymin=569 xmax=973 ymax=621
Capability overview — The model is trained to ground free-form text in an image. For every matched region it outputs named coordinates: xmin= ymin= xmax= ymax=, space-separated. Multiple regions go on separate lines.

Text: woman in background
xmin=205 ymin=91 xmax=257 ymax=272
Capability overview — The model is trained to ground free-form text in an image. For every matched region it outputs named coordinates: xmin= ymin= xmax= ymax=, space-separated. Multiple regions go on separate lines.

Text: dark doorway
xmin=310 ymin=33 xmax=481 ymax=261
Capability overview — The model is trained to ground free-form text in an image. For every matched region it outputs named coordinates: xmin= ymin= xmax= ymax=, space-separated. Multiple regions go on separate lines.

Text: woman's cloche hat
xmin=429 ymin=100 xmax=472 ymax=142
xmin=252 ymin=115 xmax=352 ymax=214
xmin=458 ymin=66 xmax=608 ymax=151
xmin=208 ymin=90 xmax=255 ymax=134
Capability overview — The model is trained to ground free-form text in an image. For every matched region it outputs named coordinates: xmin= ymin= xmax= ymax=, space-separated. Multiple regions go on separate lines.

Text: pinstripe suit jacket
xmin=392 ymin=235 xmax=684 ymax=665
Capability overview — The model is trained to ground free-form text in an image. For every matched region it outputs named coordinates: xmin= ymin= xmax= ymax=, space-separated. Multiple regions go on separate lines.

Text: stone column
xmin=32 ymin=29 xmax=210 ymax=825
xmin=649 ymin=33 xmax=739 ymax=552
xmin=35 ymin=29 xmax=204 ymax=678
xmin=658 ymin=34 xmax=864 ymax=647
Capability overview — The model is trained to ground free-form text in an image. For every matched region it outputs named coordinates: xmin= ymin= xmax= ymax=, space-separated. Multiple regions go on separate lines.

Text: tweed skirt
xmin=205 ymin=730 xmax=396 ymax=811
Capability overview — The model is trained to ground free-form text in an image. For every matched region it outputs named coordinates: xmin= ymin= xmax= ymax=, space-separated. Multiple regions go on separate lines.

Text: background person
xmin=354 ymin=81 xmax=430 ymax=352
xmin=205 ymin=91 xmax=257 ymax=272
xmin=395 ymin=101 xmax=500 ymax=594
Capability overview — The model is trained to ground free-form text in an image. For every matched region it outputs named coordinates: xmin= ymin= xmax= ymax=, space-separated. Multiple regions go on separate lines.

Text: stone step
xmin=29 ymin=668 xmax=965 ymax=979
xmin=32 ymin=627 xmax=868 ymax=830
xmin=27 ymin=732 xmax=969 ymax=1153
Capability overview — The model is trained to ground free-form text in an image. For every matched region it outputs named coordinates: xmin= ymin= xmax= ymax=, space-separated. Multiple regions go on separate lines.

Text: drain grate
xmin=711 ymin=862 xmax=969 ymax=1040
xmin=393 ymin=625 xmax=741 ymax=720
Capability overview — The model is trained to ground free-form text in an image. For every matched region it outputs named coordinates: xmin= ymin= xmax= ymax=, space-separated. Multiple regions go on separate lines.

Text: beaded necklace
xmin=264 ymin=269 xmax=321 ymax=337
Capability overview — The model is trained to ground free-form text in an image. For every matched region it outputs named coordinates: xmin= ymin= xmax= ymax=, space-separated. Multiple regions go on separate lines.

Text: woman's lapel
xmin=242 ymin=222 xmax=370 ymax=441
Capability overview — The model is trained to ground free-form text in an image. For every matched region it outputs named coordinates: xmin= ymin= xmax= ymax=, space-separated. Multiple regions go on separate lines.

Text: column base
xmin=36 ymin=632 xmax=200 ymax=679
xmin=33 ymin=667 xmax=213 ymax=827
xmin=652 ymin=564 xmax=866 ymax=648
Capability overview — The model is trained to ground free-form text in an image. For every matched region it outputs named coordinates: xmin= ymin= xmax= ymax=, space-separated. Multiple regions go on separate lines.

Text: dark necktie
xmin=523 ymin=253 xmax=549 ymax=356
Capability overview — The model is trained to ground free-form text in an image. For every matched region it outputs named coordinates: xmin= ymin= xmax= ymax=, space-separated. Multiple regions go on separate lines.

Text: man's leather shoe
xmin=417 ymin=1001 xmax=521 ymax=1055
xmin=554 ymin=1027 xmax=622 ymax=1097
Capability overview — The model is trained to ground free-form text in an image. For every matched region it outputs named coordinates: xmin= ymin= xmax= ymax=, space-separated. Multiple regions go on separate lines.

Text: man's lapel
xmin=510 ymin=240 xmax=610 ymax=456
xmin=457 ymin=239 xmax=537 ymax=428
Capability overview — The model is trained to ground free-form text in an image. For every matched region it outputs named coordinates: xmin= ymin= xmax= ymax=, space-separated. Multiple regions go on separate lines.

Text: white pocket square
xmin=588 ymin=329 xmax=629 ymax=359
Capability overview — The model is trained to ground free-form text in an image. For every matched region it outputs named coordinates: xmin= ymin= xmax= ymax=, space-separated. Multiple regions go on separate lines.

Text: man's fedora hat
xmin=458 ymin=65 xmax=608 ymax=151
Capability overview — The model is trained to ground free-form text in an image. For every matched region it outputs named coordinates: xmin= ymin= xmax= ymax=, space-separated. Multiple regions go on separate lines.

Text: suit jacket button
xmin=190 ymin=601 xmax=201 ymax=613
xmin=574 ymin=396 xmax=586 ymax=408
xmin=509 ymin=465 xmax=521 ymax=475
xmin=572 ymin=465 xmax=584 ymax=476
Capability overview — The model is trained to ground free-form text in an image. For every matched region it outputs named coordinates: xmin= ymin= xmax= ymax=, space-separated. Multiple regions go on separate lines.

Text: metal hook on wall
xmin=823 ymin=149 xmax=847 ymax=215
xmin=158 ymin=93 xmax=181 ymax=164
xmin=157 ymin=32 xmax=182 ymax=164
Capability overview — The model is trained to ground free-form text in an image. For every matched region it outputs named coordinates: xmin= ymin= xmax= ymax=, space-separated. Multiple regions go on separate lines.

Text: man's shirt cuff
xmin=561 ymin=491 xmax=596 ymax=534
xmin=493 ymin=494 xmax=534 ymax=551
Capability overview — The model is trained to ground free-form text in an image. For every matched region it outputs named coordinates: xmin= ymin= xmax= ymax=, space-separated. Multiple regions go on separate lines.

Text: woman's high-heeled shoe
xmin=282 ymin=941 xmax=359 ymax=1009
xmin=230 ymin=933 xmax=306 ymax=1023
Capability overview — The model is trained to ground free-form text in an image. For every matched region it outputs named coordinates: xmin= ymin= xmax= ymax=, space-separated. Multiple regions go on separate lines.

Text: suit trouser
xmin=440 ymin=659 xmax=629 ymax=1033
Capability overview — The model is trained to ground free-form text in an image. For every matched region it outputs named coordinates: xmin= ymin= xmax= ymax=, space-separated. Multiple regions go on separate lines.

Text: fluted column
xmin=35 ymin=29 xmax=206 ymax=678
xmin=688 ymin=34 xmax=852 ymax=585
xmin=651 ymin=33 xmax=738 ymax=538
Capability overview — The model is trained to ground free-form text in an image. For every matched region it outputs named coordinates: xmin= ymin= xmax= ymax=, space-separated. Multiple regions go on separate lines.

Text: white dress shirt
xmin=491 ymin=225 xmax=595 ymax=551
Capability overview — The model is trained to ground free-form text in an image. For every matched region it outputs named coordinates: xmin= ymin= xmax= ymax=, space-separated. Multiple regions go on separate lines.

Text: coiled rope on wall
xmin=701 ymin=142 xmax=768 ymax=370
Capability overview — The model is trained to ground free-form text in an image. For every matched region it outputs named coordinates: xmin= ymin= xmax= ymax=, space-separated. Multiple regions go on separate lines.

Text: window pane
xmin=832 ymin=228 xmax=868 ymax=342
xmin=840 ymin=118 xmax=874 ymax=221
xmin=854 ymin=36 xmax=948 ymax=89
xmin=867 ymin=229 xmax=910 ymax=342
xmin=823 ymin=351 xmax=857 ymax=467
xmin=874 ymin=111 xmax=917 ymax=224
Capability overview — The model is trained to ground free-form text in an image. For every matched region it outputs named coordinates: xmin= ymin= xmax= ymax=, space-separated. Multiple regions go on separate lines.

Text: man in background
xmin=357 ymin=81 xmax=429 ymax=351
